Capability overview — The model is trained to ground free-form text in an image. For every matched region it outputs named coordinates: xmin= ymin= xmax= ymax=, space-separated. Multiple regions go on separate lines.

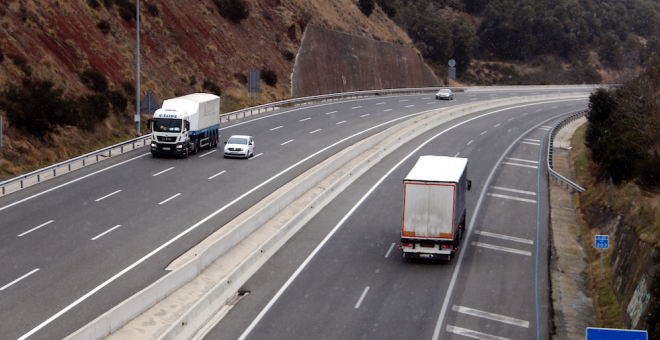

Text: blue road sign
xmin=587 ymin=327 xmax=647 ymax=340
xmin=595 ymin=235 xmax=609 ymax=249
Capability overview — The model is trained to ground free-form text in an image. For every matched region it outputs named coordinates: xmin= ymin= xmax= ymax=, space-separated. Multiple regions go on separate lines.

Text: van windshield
xmin=153 ymin=118 xmax=182 ymax=132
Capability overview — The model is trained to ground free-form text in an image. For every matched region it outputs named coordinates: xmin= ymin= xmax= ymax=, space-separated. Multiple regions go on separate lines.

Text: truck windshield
xmin=153 ymin=118 xmax=182 ymax=132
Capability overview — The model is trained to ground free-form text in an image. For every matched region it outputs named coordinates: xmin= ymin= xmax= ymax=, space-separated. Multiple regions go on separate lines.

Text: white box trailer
xmin=400 ymin=156 xmax=471 ymax=260
xmin=149 ymin=93 xmax=220 ymax=157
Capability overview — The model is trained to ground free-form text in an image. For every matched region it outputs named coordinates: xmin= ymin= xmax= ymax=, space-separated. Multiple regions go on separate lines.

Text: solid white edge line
xmin=488 ymin=193 xmax=537 ymax=203
xmin=281 ymin=140 xmax=294 ymax=145
xmin=354 ymin=286 xmax=370 ymax=309
xmin=91 ymin=225 xmax=122 ymax=241
xmin=472 ymin=242 xmax=532 ymax=256
xmin=153 ymin=167 xmax=174 ymax=177
xmin=208 ymin=170 xmax=226 ymax=179
xmin=0 ymin=268 xmax=40 ymax=291
xmin=95 ymin=190 xmax=122 ymax=202
xmin=446 ymin=325 xmax=511 ymax=340
xmin=384 ymin=243 xmax=396 ymax=258
xmin=453 ymin=305 xmax=530 ymax=328
xmin=0 ymin=153 xmax=150 ymax=213
xmin=18 ymin=220 xmax=54 ymax=237
xmin=158 ymin=193 xmax=181 ymax=205
xmin=475 ymin=231 xmax=534 ymax=245
xmin=199 ymin=150 xmax=217 ymax=158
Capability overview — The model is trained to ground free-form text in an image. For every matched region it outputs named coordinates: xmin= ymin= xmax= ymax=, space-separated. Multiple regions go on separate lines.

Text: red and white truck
xmin=400 ymin=156 xmax=471 ymax=260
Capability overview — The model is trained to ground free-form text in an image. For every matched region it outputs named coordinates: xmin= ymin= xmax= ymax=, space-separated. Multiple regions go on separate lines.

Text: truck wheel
xmin=191 ymin=141 xmax=198 ymax=155
xmin=151 ymin=152 xmax=159 ymax=158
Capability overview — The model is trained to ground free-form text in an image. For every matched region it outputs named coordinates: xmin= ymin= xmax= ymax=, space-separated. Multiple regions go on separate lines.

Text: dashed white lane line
xmin=351 ymin=106 xmax=362 ymax=109
xmin=487 ymin=193 xmax=537 ymax=203
xmin=406 ymin=105 xmax=415 ymax=108
xmin=159 ymin=193 xmax=181 ymax=205
xmin=522 ymin=113 xmax=528 ymax=116
xmin=467 ymin=94 xmax=476 ymax=96
xmin=91 ymin=225 xmax=121 ymax=241
xmin=470 ymin=98 xmax=478 ymax=100
xmin=480 ymin=131 xmax=487 ymax=135
xmin=399 ymin=99 xmax=409 ymax=102
xmin=453 ymin=305 xmax=530 ymax=328
xmin=375 ymin=102 xmax=386 ymax=105
xmin=336 ymin=121 xmax=346 ymax=125
xmin=384 ymin=243 xmax=396 ymax=258
xmin=422 ymin=97 xmax=432 ymax=99
xmin=428 ymin=102 xmax=436 ymax=104
xmin=472 ymin=242 xmax=532 ymax=256
xmin=494 ymin=124 xmax=500 ymax=127
xmin=541 ymin=125 xmax=552 ymax=129
xmin=310 ymin=129 xmax=322 ymax=134
xmin=199 ymin=150 xmax=217 ymax=158
xmin=508 ymin=157 xmax=538 ymax=164
xmin=455 ymin=152 xmax=460 ymax=157
xmin=508 ymin=117 xmax=514 ymax=121
xmin=536 ymin=109 xmax=542 ymax=112
xmin=360 ymin=114 xmax=370 ymax=117
xmin=270 ymin=126 xmax=283 ymax=131
xmin=0 ymin=269 xmax=40 ymax=291
xmin=475 ymin=230 xmax=534 ymax=245
xmin=153 ymin=167 xmax=174 ymax=177
xmin=18 ymin=220 xmax=54 ymax=237
xmin=208 ymin=170 xmax=226 ymax=179
xmin=383 ymin=109 xmax=392 ymax=112
xmin=325 ymin=111 xmax=337 ymax=115
xmin=249 ymin=153 xmax=263 ymax=160
xmin=95 ymin=190 xmax=122 ymax=202
xmin=522 ymin=138 xmax=541 ymax=143
xmin=447 ymin=325 xmax=511 ymax=340
xmin=355 ymin=286 xmax=370 ymax=309
xmin=467 ymin=140 xmax=473 ymax=145
xmin=521 ymin=141 xmax=541 ymax=146
xmin=281 ymin=139 xmax=294 ymax=145
xmin=299 ymin=117 xmax=311 ymax=122
xmin=551 ymin=106 xmax=557 ymax=109
xmin=491 ymin=186 xmax=536 ymax=196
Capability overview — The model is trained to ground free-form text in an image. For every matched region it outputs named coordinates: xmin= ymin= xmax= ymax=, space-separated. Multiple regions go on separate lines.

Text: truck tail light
xmin=442 ymin=245 xmax=452 ymax=249
xmin=420 ymin=244 xmax=434 ymax=248
xmin=402 ymin=243 xmax=412 ymax=247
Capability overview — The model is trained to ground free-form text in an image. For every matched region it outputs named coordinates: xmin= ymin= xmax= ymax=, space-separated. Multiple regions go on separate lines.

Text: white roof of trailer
xmin=405 ymin=155 xmax=468 ymax=183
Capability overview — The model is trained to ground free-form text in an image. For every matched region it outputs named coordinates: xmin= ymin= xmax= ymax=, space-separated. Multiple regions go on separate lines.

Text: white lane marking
xmin=494 ymin=124 xmax=500 ymax=127
xmin=326 ymin=111 xmax=337 ymax=115
xmin=399 ymin=99 xmax=409 ymax=102
xmin=536 ymin=109 xmax=542 ymax=112
xmin=428 ymin=102 xmax=436 ymax=104
xmin=422 ymin=97 xmax=432 ymax=99
xmin=531 ymin=92 xmax=539 ymax=94
xmin=491 ymin=186 xmax=536 ymax=196
xmin=159 ymin=193 xmax=181 ymax=205
xmin=475 ymin=231 xmax=534 ymax=245
xmin=153 ymin=167 xmax=174 ymax=177
xmin=0 ymin=153 xmax=150 ymax=213
xmin=0 ymin=269 xmax=40 ymax=291
xmin=360 ymin=114 xmax=370 ymax=117
xmin=467 ymin=94 xmax=476 ymax=96
xmin=384 ymin=243 xmax=396 ymax=258
xmin=310 ymin=129 xmax=322 ymax=134
xmin=95 ymin=190 xmax=122 ymax=202
xmin=503 ymin=161 xmax=538 ymax=169
xmin=447 ymin=325 xmax=511 ymax=340
xmin=299 ymin=118 xmax=311 ymax=122
xmin=270 ymin=126 xmax=283 ymax=131
xmin=522 ymin=113 xmax=528 ymax=116
xmin=18 ymin=220 xmax=54 ymax=237
xmin=199 ymin=150 xmax=217 ymax=158
xmin=508 ymin=118 xmax=514 ymax=121
xmin=336 ymin=121 xmax=346 ymax=125
xmin=453 ymin=305 xmax=530 ymax=328
xmin=508 ymin=157 xmax=538 ymax=164
xmin=383 ymin=109 xmax=392 ymax=112
xmin=467 ymin=140 xmax=473 ymax=145
xmin=281 ymin=139 xmax=294 ymax=145
xmin=488 ymin=193 xmax=537 ymax=203
xmin=480 ymin=131 xmax=487 ymax=135
xmin=538 ymin=127 xmax=550 ymax=130
xmin=472 ymin=242 xmax=532 ymax=256
xmin=541 ymin=125 xmax=552 ymax=129
xmin=405 ymin=105 xmax=415 ymax=108
xmin=522 ymin=138 xmax=540 ymax=142
xmin=91 ymin=225 xmax=121 ymax=241
xmin=355 ymin=286 xmax=370 ymax=309
xmin=521 ymin=141 xmax=541 ymax=146
xmin=454 ymin=152 xmax=460 ymax=157
xmin=551 ymin=106 xmax=557 ymax=109
xmin=208 ymin=170 xmax=226 ymax=179
xmin=351 ymin=106 xmax=362 ymax=109
xmin=375 ymin=102 xmax=386 ymax=105
xmin=249 ymin=153 xmax=263 ymax=160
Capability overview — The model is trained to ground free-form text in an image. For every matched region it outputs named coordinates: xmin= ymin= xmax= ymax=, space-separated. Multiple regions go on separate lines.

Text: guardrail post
xmin=20 ymin=180 xmax=23 ymax=188
xmin=53 ymin=169 xmax=56 ymax=177
xmin=37 ymin=174 xmax=40 ymax=182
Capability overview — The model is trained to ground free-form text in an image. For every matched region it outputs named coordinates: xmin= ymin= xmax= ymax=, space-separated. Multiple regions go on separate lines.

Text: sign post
xmin=587 ymin=327 xmax=647 ymax=340
xmin=448 ymin=59 xmax=457 ymax=84
xmin=140 ymin=91 xmax=160 ymax=120
xmin=595 ymin=235 xmax=609 ymax=280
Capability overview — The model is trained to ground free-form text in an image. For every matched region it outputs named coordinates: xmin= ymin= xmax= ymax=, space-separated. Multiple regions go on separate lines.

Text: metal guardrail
xmin=547 ymin=110 xmax=588 ymax=192
xmin=1 ymin=87 xmax=455 ymax=195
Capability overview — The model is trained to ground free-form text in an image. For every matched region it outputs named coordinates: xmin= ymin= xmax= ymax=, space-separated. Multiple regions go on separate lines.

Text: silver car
xmin=436 ymin=89 xmax=454 ymax=100
xmin=224 ymin=135 xmax=255 ymax=158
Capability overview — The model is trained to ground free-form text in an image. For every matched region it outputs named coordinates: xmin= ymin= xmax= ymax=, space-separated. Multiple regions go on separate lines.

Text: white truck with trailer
xmin=149 ymin=93 xmax=220 ymax=157
xmin=400 ymin=156 xmax=471 ymax=260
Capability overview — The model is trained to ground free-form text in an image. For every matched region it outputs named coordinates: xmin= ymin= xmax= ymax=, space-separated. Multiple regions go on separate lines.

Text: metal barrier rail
xmin=547 ymin=110 xmax=588 ymax=192
xmin=1 ymin=87 xmax=454 ymax=195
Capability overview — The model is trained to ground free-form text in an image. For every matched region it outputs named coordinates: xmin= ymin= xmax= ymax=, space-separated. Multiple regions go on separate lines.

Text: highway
xmin=0 ymin=88 xmax=589 ymax=340
xmin=204 ymin=98 xmax=589 ymax=340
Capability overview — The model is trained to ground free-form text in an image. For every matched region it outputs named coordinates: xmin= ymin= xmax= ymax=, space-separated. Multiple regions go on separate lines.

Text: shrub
xmin=202 ymin=79 xmax=222 ymax=96
xmin=358 ymin=0 xmax=375 ymax=16
xmin=213 ymin=0 xmax=249 ymax=24
xmin=6 ymin=53 xmax=27 ymax=68
xmin=282 ymin=50 xmax=295 ymax=61
xmin=97 ymin=20 xmax=111 ymax=34
xmin=116 ymin=0 xmax=136 ymax=22
xmin=79 ymin=69 xmax=108 ymax=93
xmin=637 ymin=156 xmax=660 ymax=191
xmin=145 ymin=2 xmax=159 ymax=16
xmin=87 ymin=0 xmax=101 ymax=9
xmin=102 ymin=0 xmax=114 ymax=8
xmin=75 ymin=94 xmax=110 ymax=131
xmin=106 ymin=89 xmax=128 ymax=114
xmin=121 ymin=79 xmax=135 ymax=95
xmin=376 ymin=0 xmax=398 ymax=18
xmin=233 ymin=72 xmax=248 ymax=85
xmin=260 ymin=67 xmax=277 ymax=86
